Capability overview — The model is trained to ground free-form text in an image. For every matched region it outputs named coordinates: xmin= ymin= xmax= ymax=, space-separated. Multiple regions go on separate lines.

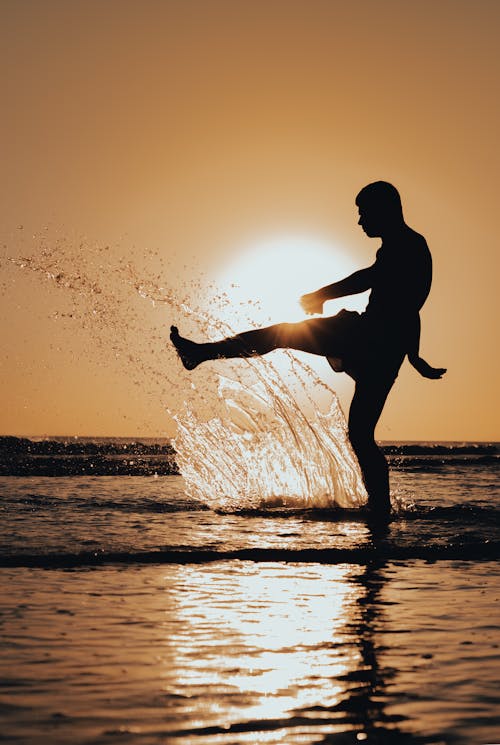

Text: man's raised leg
xmin=170 ymin=324 xmax=287 ymax=370
xmin=170 ymin=320 xmax=336 ymax=370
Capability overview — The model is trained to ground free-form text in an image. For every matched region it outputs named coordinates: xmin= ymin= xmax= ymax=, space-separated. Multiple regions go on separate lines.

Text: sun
xmin=216 ymin=235 xmax=368 ymax=330
xmin=206 ymin=234 xmax=369 ymax=408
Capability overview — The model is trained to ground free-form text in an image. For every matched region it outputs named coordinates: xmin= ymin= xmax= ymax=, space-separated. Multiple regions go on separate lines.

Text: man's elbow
xmin=354 ymin=268 xmax=373 ymax=292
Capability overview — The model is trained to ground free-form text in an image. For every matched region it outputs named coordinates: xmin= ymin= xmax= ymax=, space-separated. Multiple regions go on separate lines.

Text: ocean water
xmin=1 ymin=440 xmax=499 ymax=745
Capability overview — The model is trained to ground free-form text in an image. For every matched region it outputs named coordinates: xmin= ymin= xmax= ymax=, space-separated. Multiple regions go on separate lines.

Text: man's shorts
xmin=287 ymin=309 xmax=405 ymax=383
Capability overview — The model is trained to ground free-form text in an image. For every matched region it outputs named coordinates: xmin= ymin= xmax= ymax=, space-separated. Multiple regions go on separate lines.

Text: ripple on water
xmin=0 ymin=560 xmax=499 ymax=744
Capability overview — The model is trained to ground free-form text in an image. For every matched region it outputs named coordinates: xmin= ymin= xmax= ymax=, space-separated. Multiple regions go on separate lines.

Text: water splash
xmin=4 ymin=229 xmax=367 ymax=511
xmin=174 ymin=364 xmax=367 ymax=511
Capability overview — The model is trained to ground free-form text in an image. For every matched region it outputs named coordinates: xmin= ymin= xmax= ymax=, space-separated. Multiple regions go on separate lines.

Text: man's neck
xmin=380 ymin=220 xmax=407 ymax=242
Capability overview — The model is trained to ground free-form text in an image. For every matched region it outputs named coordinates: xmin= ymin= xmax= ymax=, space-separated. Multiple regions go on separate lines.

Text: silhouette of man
xmin=171 ymin=182 xmax=445 ymax=513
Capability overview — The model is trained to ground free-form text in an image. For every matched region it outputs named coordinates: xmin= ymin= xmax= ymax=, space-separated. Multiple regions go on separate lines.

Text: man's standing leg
xmin=348 ymin=377 xmax=395 ymax=513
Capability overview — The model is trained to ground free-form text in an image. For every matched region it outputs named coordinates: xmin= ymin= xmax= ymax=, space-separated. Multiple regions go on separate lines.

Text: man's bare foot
xmin=170 ymin=326 xmax=202 ymax=370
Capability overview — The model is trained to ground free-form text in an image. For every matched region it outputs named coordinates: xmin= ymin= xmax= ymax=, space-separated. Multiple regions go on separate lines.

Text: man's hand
xmin=300 ymin=290 xmax=324 ymax=315
xmin=409 ymin=355 xmax=447 ymax=380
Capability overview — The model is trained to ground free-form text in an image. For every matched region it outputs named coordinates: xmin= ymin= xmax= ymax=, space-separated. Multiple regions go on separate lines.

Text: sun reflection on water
xmin=165 ymin=562 xmax=365 ymax=737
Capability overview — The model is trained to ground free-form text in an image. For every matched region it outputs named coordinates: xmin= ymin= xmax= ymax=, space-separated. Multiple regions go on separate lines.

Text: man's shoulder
xmin=404 ymin=226 xmax=429 ymax=248
xmin=403 ymin=228 xmax=431 ymax=264
xmin=378 ymin=228 xmax=429 ymax=259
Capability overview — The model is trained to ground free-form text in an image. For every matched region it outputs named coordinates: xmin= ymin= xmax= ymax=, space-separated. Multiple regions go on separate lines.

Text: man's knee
xmin=348 ymin=422 xmax=370 ymax=454
xmin=272 ymin=322 xmax=295 ymax=348
xmin=348 ymin=410 xmax=380 ymax=457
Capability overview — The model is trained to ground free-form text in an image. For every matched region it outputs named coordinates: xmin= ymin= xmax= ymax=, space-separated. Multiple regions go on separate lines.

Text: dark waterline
xmin=1 ymin=436 xmax=498 ymax=475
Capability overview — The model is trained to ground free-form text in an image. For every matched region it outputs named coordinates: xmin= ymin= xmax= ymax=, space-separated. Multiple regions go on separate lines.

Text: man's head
xmin=356 ymin=181 xmax=404 ymax=237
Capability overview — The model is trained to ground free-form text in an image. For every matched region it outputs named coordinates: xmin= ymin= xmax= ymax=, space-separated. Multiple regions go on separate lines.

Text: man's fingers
xmin=300 ymin=293 xmax=323 ymax=315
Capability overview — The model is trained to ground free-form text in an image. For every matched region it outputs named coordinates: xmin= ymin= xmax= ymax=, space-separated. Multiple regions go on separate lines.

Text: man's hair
xmin=355 ymin=181 xmax=403 ymax=216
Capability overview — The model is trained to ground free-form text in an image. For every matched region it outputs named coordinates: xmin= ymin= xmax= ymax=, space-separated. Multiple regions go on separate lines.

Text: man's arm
xmin=408 ymin=313 xmax=447 ymax=379
xmin=300 ymin=266 xmax=374 ymax=315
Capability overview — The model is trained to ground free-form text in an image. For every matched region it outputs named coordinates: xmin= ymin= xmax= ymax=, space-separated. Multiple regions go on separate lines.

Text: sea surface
xmin=1 ymin=438 xmax=499 ymax=745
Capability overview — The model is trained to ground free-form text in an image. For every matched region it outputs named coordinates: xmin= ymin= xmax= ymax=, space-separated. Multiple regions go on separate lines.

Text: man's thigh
xmin=349 ymin=374 xmax=398 ymax=435
xmin=276 ymin=312 xmax=361 ymax=357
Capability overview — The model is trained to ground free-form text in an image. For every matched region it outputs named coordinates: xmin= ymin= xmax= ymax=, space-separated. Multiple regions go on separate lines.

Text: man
xmin=171 ymin=181 xmax=446 ymax=513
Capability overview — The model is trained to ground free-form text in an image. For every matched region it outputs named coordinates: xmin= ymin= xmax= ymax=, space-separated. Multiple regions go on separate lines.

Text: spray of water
xmin=4 ymin=231 xmax=367 ymax=511
xmin=174 ymin=367 xmax=366 ymax=511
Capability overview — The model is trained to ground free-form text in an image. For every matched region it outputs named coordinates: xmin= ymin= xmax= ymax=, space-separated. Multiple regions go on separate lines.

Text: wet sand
xmin=1 ymin=560 xmax=499 ymax=744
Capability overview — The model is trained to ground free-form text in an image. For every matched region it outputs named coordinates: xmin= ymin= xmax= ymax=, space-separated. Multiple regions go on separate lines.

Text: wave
xmin=2 ymin=454 xmax=496 ymax=477
xmin=218 ymin=504 xmax=500 ymax=522
xmin=3 ymin=436 xmax=496 ymax=457
xmin=0 ymin=436 xmax=178 ymax=476
xmin=0 ymin=493 xmax=203 ymax=513
xmin=1 ymin=437 xmax=498 ymax=476
xmin=390 ymin=454 xmax=499 ymax=469
xmin=4 ymin=493 xmax=498 ymax=521
xmin=1 ymin=541 xmax=498 ymax=568
xmin=0 ymin=455 xmax=179 ymax=477
xmin=383 ymin=442 xmax=499 ymax=456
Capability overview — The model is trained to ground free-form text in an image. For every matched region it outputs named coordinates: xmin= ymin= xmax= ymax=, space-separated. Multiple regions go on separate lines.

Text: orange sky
xmin=1 ymin=0 xmax=498 ymax=441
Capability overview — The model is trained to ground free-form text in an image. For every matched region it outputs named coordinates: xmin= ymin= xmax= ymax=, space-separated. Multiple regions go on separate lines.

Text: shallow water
xmin=0 ymin=461 xmax=498 ymax=561
xmin=1 ymin=461 xmax=499 ymax=744
xmin=1 ymin=560 xmax=499 ymax=745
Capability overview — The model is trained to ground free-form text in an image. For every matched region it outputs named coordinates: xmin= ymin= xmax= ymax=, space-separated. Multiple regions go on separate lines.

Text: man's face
xmin=357 ymin=205 xmax=382 ymax=237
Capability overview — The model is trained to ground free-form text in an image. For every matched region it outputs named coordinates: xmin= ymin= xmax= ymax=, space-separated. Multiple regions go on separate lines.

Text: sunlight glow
xmin=217 ymin=235 xmax=367 ymax=328
xmin=167 ymin=563 xmax=363 ymax=728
